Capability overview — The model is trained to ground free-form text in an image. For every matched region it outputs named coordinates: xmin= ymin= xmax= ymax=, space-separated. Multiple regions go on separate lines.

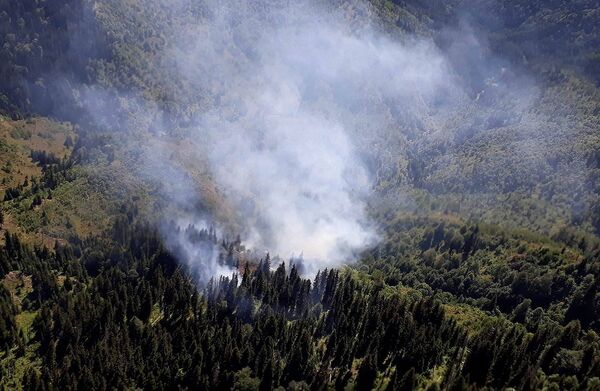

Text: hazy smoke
xmin=61 ymin=0 xmax=465 ymax=278
xmin=20 ymin=0 xmax=597 ymax=281
xmin=154 ymin=0 xmax=458 ymax=274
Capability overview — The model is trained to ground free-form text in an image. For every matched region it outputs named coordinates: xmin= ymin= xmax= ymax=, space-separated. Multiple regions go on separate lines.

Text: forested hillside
xmin=0 ymin=0 xmax=599 ymax=390
xmin=0 ymin=217 xmax=599 ymax=389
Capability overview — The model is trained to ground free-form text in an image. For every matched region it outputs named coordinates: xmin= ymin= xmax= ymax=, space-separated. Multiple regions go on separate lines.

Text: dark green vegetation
xmin=1 ymin=0 xmax=600 ymax=390
xmin=0 ymin=218 xmax=599 ymax=389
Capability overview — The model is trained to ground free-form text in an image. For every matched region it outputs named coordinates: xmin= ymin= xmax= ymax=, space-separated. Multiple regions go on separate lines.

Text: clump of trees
xmin=0 ymin=216 xmax=597 ymax=389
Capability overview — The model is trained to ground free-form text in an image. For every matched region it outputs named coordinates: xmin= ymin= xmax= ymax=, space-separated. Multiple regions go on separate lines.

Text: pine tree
xmin=397 ymin=368 xmax=416 ymax=391
xmin=64 ymin=135 xmax=74 ymax=148
xmin=356 ymin=354 xmax=377 ymax=391
xmin=259 ymin=361 xmax=273 ymax=391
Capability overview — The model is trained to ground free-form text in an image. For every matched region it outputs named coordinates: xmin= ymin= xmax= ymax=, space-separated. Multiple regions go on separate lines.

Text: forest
xmin=0 ymin=0 xmax=599 ymax=390
xmin=0 ymin=211 xmax=598 ymax=390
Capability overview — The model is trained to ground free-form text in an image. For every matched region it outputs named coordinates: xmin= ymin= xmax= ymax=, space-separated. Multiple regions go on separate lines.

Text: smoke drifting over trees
xmin=63 ymin=0 xmax=469 ymax=276
xmin=1 ymin=0 xmax=600 ymax=389
xmin=174 ymin=2 xmax=455 ymax=269
xmin=2 ymin=0 xmax=599 ymax=279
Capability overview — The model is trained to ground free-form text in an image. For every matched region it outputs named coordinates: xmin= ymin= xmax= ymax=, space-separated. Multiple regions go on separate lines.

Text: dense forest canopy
xmin=0 ymin=0 xmax=599 ymax=390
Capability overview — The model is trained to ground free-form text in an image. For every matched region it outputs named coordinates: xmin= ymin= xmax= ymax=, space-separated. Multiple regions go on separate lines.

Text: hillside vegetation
xmin=0 ymin=0 xmax=598 ymax=390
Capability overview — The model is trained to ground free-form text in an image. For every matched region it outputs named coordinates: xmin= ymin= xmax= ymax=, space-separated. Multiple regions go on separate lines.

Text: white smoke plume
xmin=62 ymin=0 xmax=463 ymax=279
xmin=27 ymin=0 xmax=598 ymax=281
xmin=150 ymin=0 xmax=458 ymax=274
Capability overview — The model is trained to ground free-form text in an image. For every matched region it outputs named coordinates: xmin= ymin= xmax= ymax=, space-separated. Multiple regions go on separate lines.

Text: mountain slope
xmin=0 ymin=0 xmax=599 ymax=389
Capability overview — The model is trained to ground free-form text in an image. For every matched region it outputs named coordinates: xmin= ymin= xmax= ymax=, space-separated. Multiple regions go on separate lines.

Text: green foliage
xmin=0 ymin=1 xmax=599 ymax=389
xmin=0 ymin=218 xmax=595 ymax=389
xmin=364 ymin=212 xmax=600 ymax=331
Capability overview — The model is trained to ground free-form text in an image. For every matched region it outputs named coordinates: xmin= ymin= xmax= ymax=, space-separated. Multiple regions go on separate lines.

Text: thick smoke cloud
xmin=19 ymin=0 xmax=597 ymax=282
xmin=63 ymin=0 xmax=465 ymax=279
xmin=158 ymin=0 xmax=458 ymax=273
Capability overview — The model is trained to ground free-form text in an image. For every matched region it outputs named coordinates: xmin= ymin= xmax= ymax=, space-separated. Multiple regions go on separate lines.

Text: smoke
xmin=8 ymin=0 xmax=598 ymax=281
xmin=149 ymin=0 xmax=459 ymax=274
xmin=164 ymin=219 xmax=233 ymax=283
xmin=56 ymin=0 xmax=504 ymax=279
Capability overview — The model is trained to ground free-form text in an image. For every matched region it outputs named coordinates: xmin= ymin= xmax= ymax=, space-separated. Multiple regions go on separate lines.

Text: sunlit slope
xmin=1 ymin=0 xmax=599 ymax=240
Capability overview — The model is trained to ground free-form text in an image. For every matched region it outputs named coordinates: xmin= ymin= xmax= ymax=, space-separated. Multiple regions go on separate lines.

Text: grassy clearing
xmin=443 ymin=303 xmax=497 ymax=336
xmin=0 ymin=117 xmax=74 ymax=195
xmin=1 ymin=272 xmax=33 ymax=309
xmin=15 ymin=311 xmax=38 ymax=340
xmin=0 ymin=117 xmax=79 ymax=246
